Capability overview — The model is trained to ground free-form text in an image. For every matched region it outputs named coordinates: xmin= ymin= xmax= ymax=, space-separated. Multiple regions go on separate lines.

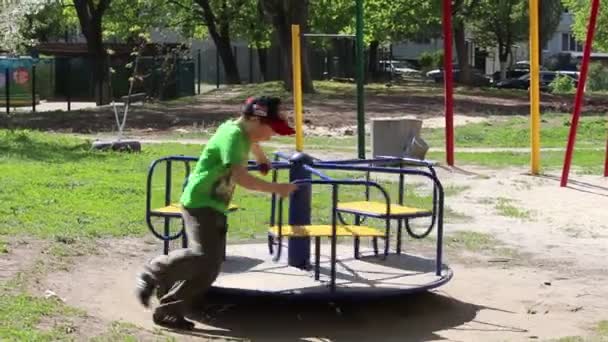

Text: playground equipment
xmin=145 ymin=152 xmax=451 ymax=298
xmin=560 ymin=0 xmax=608 ymax=185
xmin=142 ymin=12 xmax=453 ymax=297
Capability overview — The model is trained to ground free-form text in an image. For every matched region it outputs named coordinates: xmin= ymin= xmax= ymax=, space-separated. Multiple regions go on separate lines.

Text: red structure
xmin=561 ymin=0 xmax=605 ymax=187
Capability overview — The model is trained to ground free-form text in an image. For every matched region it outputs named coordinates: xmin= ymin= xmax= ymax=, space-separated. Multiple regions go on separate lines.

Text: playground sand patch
xmin=37 ymin=237 xmax=608 ymax=342
xmin=0 ymin=238 xmax=47 ymax=284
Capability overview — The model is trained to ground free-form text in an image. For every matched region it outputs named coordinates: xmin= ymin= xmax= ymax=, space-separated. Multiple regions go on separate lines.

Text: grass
xmin=90 ymin=321 xmax=176 ymax=342
xmin=1 ymin=129 xmax=462 ymax=242
xmin=0 ymin=293 xmax=83 ymax=341
xmin=494 ymin=197 xmax=532 ymax=219
xmin=551 ymin=320 xmax=608 ymax=342
xmin=444 ymin=230 xmax=499 ymax=252
xmin=0 ymin=239 xmax=7 ymax=254
xmin=427 ymin=149 xmax=606 ymax=174
xmin=422 ymin=113 xmax=607 ymax=149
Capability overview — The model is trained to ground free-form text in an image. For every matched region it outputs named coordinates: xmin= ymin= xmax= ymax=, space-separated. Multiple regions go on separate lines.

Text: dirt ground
xmin=15 ymin=165 xmax=605 ymax=342
xmin=3 ymin=84 xmax=608 ymax=134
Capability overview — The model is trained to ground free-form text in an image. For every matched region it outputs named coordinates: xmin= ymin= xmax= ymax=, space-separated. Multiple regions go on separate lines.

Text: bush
xmin=549 ymin=74 xmax=575 ymax=94
xmin=587 ymin=62 xmax=608 ymax=91
xmin=419 ymin=51 xmax=444 ymax=74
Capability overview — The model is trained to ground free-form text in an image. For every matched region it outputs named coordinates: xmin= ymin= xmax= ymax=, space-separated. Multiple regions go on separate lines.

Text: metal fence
xmin=1 ymin=41 xmax=396 ymax=113
xmin=1 ymin=55 xmax=195 ymax=113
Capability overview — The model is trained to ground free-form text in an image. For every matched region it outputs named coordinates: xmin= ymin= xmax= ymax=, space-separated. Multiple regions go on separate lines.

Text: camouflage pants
xmin=144 ymin=206 xmax=227 ymax=316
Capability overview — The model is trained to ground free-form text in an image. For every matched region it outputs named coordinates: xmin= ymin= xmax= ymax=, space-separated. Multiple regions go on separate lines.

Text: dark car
xmin=495 ymin=71 xmax=578 ymax=91
xmin=426 ymin=66 xmax=491 ymax=86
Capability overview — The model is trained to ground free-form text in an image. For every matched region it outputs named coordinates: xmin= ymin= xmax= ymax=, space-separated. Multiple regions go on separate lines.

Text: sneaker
xmin=135 ymin=272 xmax=156 ymax=308
xmin=153 ymin=311 xmax=195 ymax=330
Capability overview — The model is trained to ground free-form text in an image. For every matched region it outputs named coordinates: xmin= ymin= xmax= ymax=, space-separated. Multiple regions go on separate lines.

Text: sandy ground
xmin=20 ymin=164 xmax=606 ymax=342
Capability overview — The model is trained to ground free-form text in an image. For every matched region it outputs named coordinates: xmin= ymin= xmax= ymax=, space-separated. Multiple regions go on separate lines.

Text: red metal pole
xmin=561 ymin=0 xmax=600 ymax=187
xmin=442 ymin=0 xmax=454 ymax=166
xmin=604 ymin=136 xmax=608 ymax=177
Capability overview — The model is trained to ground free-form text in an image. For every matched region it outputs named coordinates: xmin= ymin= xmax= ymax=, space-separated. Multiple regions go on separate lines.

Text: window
xmin=562 ymin=33 xmax=583 ymax=52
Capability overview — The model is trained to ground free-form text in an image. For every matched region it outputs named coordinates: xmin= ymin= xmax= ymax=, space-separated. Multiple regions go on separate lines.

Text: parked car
xmin=426 ymin=65 xmax=492 ymax=86
xmin=490 ymin=61 xmax=531 ymax=84
xmin=495 ymin=71 xmax=579 ymax=91
xmin=378 ymin=60 xmax=421 ymax=77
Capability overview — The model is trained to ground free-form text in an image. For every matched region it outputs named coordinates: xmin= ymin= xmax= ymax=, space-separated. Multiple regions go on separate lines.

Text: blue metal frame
xmin=270 ymin=178 xmax=393 ymax=293
xmin=145 ymin=155 xmax=290 ymax=254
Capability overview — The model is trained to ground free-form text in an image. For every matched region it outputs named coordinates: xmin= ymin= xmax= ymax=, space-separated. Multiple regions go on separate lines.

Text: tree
xmin=72 ymin=0 xmax=112 ymax=105
xmin=471 ymin=0 xmax=528 ymax=80
xmin=452 ymin=0 xmax=482 ymax=86
xmin=539 ymin=0 xmax=564 ymax=61
xmin=0 ymin=0 xmax=68 ymax=54
xmin=308 ymin=0 xmax=441 ymax=80
xmin=192 ymin=0 xmax=248 ymax=84
xmin=562 ymin=0 xmax=608 ymax=52
xmin=260 ymin=0 xmax=314 ymax=93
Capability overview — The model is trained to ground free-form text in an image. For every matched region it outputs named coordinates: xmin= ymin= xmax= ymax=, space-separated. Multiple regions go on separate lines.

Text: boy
xmin=135 ymin=96 xmax=298 ymax=330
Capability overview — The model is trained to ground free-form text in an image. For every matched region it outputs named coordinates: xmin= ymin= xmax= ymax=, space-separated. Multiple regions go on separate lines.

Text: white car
xmin=378 ymin=60 xmax=421 ymax=77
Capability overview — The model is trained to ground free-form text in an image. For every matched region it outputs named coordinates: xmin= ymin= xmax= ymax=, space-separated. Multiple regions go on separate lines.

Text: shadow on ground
xmin=157 ymin=291 xmax=515 ymax=341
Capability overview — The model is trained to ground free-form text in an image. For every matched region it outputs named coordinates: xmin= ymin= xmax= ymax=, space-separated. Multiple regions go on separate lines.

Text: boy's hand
xmin=275 ymin=183 xmax=298 ymax=198
xmin=259 ymin=163 xmax=271 ymax=175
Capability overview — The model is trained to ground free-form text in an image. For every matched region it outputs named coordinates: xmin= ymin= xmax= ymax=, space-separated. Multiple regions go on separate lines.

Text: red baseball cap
xmin=242 ymin=96 xmax=295 ymax=136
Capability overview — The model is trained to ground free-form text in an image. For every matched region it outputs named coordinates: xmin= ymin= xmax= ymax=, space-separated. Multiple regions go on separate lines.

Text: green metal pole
xmin=355 ymin=0 xmax=365 ymax=159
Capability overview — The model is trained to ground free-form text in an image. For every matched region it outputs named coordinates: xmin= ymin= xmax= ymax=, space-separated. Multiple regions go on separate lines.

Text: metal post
xmin=197 ymin=49 xmax=201 ymax=94
xmin=604 ymin=137 xmax=608 ymax=177
xmin=291 ymin=25 xmax=304 ymax=152
xmin=66 ymin=59 xmax=71 ymax=112
xmin=5 ymin=68 xmax=9 ymax=114
xmin=249 ymin=46 xmax=253 ymax=83
xmin=287 ymin=152 xmax=313 ymax=269
xmin=561 ymin=0 xmax=601 ymax=186
xmin=216 ymin=49 xmax=220 ymax=89
xmin=355 ymin=0 xmax=365 ymax=159
xmin=530 ymin=0 xmax=541 ymax=174
xmin=164 ymin=161 xmax=172 ymax=255
xmin=442 ymin=0 xmax=454 ymax=166
xmin=32 ymin=65 xmax=36 ymax=112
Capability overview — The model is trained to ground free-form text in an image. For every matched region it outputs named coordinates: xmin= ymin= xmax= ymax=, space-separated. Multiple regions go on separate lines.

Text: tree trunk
xmin=89 ymin=17 xmax=110 ymax=105
xmin=498 ymin=43 xmax=509 ymax=81
xmin=368 ymin=40 xmax=379 ymax=81
xmin=260 ymin=0 xmax=315 ymax=93
xmin=73 ymin=0 xmax=111 ymax=105
xmin=454 ymin=21 xmax=472 ymax=85
xmin=257 ymin=47 xmax=268 ymax=82
xmin=195 ymin=0 xmax=241 ymax=84
xmin=215 ymin=24 xmax=241 ymax=84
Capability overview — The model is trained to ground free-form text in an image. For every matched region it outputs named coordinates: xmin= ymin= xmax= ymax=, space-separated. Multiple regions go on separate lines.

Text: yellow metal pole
xmin=291 ymin=24 xmax=304 ymax=152
xmin=529 ymin=0 xmax=541 ymax=174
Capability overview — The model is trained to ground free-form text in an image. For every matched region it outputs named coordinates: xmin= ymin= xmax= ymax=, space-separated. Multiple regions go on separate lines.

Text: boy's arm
xmin=231 ymin=164 xmax=294 ymax=196
xmin=250 ymin=142 xmax=270 ymax=165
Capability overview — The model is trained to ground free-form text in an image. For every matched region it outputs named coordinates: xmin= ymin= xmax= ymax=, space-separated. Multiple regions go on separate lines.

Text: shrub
xmin=587 ymin=62 xmax=608 ymax=91
xmin=549 ymin=74 xmax=575 ymax=94
xmin=419 ymin=51 xmax=443 ymax=74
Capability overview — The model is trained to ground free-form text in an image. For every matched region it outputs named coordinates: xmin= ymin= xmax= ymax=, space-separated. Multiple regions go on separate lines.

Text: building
xmin=392 ymin=10 xmax=608 ymax=76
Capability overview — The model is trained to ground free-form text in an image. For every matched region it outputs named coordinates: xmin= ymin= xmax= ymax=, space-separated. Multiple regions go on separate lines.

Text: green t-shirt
xmin=180 ymin=120 xmax=251 ymax=213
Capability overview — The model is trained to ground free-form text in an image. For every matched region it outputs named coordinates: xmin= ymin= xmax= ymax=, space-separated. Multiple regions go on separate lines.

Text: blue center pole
xmin=288 ymin=152 xmax=313 ymax=268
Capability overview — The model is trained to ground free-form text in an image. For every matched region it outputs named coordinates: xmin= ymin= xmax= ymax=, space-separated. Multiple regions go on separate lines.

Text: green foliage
xmin=418 ymin=51 xmax=443 ymax=73
xmin=549 ymin=74 xmax=576 ymax=94
xmin=587 ymin=62 xmax=608 ymax=91
xmin=309 ymin=0 xmax=440 ymax=46
xmin=103 ymin=0 xmax=172 ymax=42
xmin=563 ymin=0 xmax=608 ymax=51
xmin=539 ymin=0 xmax=564 ymax=48
xmin=0 ymin=0 xmax=72 ymax=54
xmin=471 ymin=0 xmax=528 ymax=61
